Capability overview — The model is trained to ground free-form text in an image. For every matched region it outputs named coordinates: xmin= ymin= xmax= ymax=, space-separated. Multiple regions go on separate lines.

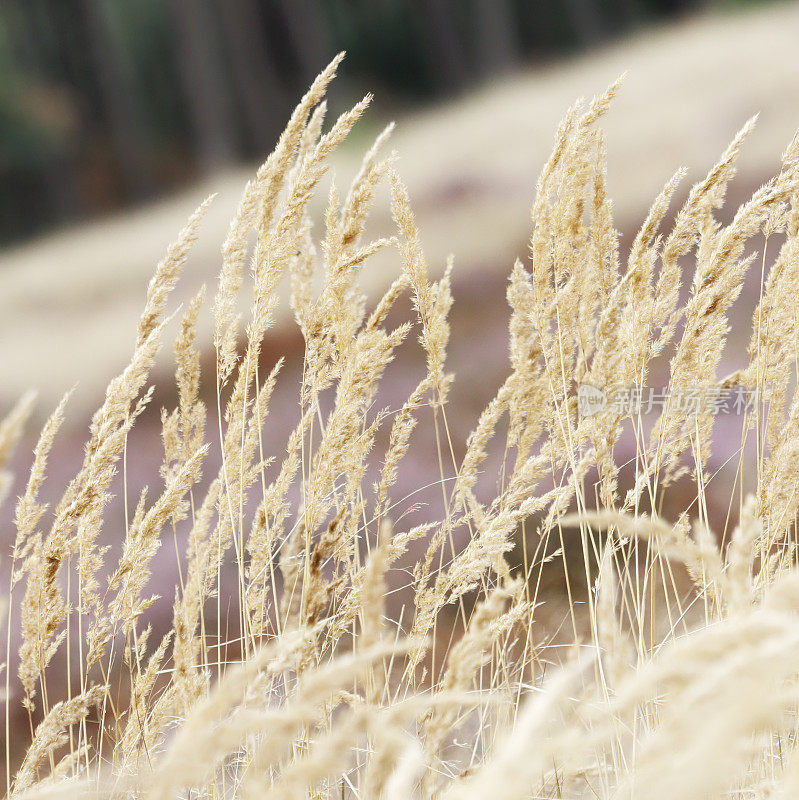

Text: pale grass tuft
xmin=8 ymin=59 xmax=799 ymax=800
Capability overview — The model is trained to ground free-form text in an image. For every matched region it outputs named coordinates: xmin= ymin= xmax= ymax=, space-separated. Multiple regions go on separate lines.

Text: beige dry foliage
xmin=6 ymin=55 xmax=799 ymax=800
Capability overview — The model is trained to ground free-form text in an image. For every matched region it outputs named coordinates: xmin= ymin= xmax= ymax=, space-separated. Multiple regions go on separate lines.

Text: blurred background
xmin=3 ymin=0 xmax=798 ymax=410
xmin=0 ymin=0 xmax=762 ymax=245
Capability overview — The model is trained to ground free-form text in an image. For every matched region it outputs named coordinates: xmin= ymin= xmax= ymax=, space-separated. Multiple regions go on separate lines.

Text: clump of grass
xmin=4 ymin=54 xmax=799 ymax=799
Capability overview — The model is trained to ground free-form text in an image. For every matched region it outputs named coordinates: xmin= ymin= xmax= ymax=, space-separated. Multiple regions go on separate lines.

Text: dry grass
xmin=4 ymin=51 xmax=799 ymax=799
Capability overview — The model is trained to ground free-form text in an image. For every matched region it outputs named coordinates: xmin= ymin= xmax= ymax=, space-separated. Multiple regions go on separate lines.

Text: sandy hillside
xmin=2 ymin=1 xmax=799 ymax=415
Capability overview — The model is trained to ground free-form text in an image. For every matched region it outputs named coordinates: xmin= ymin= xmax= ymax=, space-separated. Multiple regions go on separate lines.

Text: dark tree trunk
xmin=473 ymin=0 xmax=520 ymax=77
xmin=170 ymin=0 xmax=238 ymax=170
xmin=562 ymin=0 xmax=610 ymax=45
xmin=409 ymin=0 xmax=470 ymax=94
xmin=78 ymin=0 xmax=154 ymax=198
xmin=272 ymin=0 xmax=331 ymax=82
xmin=216 ymin=0 xmax=285 ymax=154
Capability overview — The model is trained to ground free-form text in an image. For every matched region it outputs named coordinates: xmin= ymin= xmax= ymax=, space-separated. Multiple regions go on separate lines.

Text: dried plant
xmin=5 ymin=54 xmax=799 ymax=800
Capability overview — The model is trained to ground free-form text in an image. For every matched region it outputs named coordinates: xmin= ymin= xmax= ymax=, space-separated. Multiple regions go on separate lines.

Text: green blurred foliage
xmin=0 ymin=0 xmax=762 ymax=244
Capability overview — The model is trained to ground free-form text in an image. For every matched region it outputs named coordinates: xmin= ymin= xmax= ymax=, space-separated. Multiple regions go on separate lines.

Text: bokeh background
xmin=0 ymin=0 xmax=731 ymax=245
xmin=2 ymin=0 xmax=796 ymax=410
